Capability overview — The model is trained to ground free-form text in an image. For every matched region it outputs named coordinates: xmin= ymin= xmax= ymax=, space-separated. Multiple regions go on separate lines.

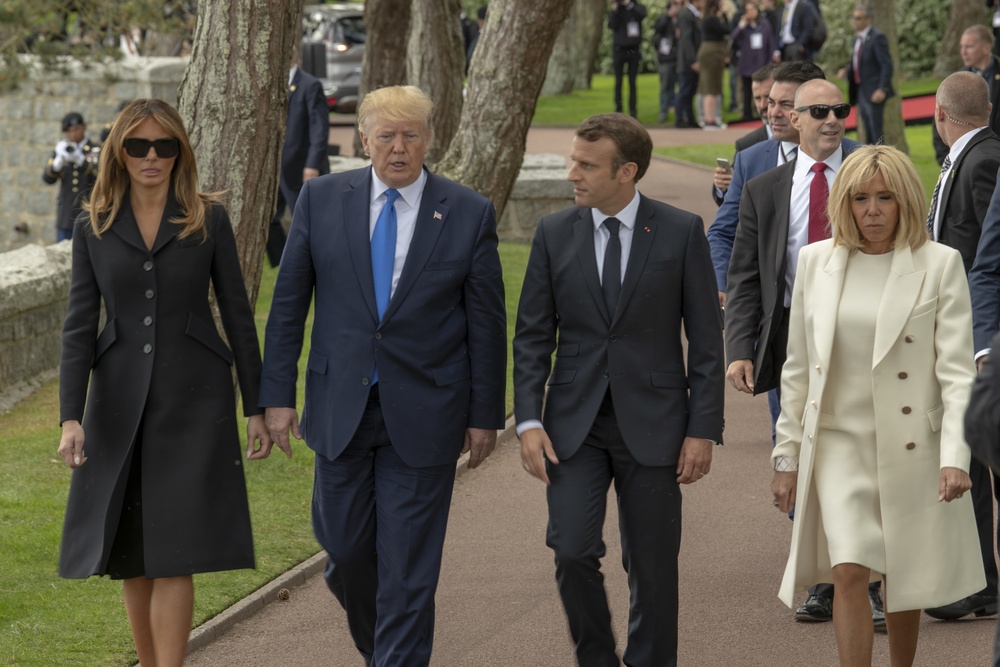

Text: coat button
xmin=143 ymin=260 xmax=153 ymax=271
xmin=905 ymin=442 xmax=916 ymax=450
xmin=143 ymin=316 xmax=152 ymax=326
xmin=145 ymin=289 xmax=154 ymax=299
xmin=898 ymin=372 xmax=908 ymax=379
xmin=901 ymin=406 xmax=912 ymax=414
xmin=610 ymin=334 xmax=618 ymax=342
xmin=375 ymin=332 xmax=382 ymax=340
xmin=814 ymin=365 xmax=822 ymax=373
xmin=72 ymin=178 xmax=79 ymax=185
xmin=362 ymin=378 xmax=370 ymax=386
xmin=811 ymin=400 xmax=817 ymax=408
xmin=142 ymin=343 xmax=152 ymax=354
xmin=72 ymin=187 xmax=79 ymax=193
xmin=904 ymin=334 xmax=915 ymax=343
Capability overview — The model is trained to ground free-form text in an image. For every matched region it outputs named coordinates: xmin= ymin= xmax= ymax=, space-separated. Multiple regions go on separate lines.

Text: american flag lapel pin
xmin=434 ymin=211 xmax=443 ymax=220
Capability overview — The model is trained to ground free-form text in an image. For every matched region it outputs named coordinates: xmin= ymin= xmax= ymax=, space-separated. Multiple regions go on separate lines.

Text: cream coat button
xmin=902 ymin=406 xmax=912 ymax=415
xmin=905 ymin=442 xmax=916 ymax=450
xmin=904 ymin=334 xmax=915 ymax=343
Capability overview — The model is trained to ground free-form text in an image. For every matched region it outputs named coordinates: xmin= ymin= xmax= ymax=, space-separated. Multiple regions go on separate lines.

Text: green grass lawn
xmin=0 ymin=245 xmax=529 ymax=666
xmin=532 ymin=73 xmax=941 ymax=130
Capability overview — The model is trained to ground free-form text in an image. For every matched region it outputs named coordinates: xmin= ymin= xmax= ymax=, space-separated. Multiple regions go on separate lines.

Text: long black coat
xmin=59 ymin=197 xmax=262 ymax=579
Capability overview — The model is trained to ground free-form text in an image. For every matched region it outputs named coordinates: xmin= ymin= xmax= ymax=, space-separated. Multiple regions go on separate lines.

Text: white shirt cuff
xmin=516 ymin=420 xmax=544 ymax=437
xmin=773 ymin=455 xmax=799 ymax=472
xmin=975 ymin=348 xmax=992 ymax=362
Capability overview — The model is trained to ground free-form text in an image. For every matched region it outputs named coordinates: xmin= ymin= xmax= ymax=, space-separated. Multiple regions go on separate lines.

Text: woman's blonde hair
xmin=85 ymin=98 xmax=219 ymax=239
xmin=829 ymin=144 xmax=928 ymax=252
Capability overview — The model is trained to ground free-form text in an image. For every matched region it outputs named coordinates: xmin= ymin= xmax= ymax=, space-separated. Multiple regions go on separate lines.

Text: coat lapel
xmin=109 ymin=192 xmax=183 ymax=255
xmin=149 ymin=195 xmax=184 ymax=255
xmin=616 ymin=196 xmax=656 ymax=324
xmin=342 ymin=168 xmax=379 ymax=323
xmin=873 ymin=245 xmax=925 ymax=367
xmin=812 ymin=245 xmax=849 ymax=372
xmin=938 ymin=133 xmax=982 ymax=225
xmin=573 ymin=210 xmax=609 ymax=322
xmin=771 ymin=163 xmax=795 ymax=281
xmin=381 ymin=169 xmax=449 ymax=323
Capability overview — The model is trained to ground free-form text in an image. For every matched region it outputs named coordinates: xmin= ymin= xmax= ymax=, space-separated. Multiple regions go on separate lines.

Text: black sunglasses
xmin=123 ymin=137 xmax=180 ymax=159
xmin=795 ymin=104 xmax=851 ymax=120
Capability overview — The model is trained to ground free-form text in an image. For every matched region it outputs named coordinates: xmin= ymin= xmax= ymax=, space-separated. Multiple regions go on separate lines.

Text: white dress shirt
xmin=369 ymin=168 xmax=427 ymax=299
xmin=785 ymin=148 xmax=843 ymax=307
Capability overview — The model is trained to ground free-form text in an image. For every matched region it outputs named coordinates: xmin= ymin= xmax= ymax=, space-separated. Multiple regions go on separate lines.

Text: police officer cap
xmin=61 ymin=112 xmax=85 ymax=131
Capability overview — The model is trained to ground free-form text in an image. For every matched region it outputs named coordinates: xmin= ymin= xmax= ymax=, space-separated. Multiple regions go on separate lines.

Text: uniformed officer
xmin=43 ymin=112 xmax=99 ymax=242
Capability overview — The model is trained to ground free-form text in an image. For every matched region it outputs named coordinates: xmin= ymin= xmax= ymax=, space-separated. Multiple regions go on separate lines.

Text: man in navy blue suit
xmin=839 ymin=5 xmax=893 ymax=145
xmin=258 ymin=85 xmax=507 ymax=667
xmin=266 ymin=58 xmax=330 ymax=267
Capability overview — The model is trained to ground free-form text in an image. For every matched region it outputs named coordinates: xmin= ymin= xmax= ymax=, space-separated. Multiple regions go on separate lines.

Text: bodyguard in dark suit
xmin=924 ymin=71 xmax=1000 ymax=621
xmin=514 ymin=114 xmax=724 ymax=667
xmin=840 ymin=5 xmax=893 ymax=145
xmin=608 ymin=0 xmax=647 ymax=118
xmin=725 ymin=80 xmax=865 ymax=623
xmin=935 ymin=25 xmax=1000 ymax=164
xmin=675 ymin=0 xmax=704 ymax=128
xmin=266 ymin=63 xmax=330 ymax=267
xmin=259 ymin=86 xmax=506 ymax=667
xmin=775 ymin=0 xmax=819 ymax=61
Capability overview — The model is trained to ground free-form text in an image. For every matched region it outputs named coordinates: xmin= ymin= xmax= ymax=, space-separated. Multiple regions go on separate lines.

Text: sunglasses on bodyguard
xmin=123 ymin=137 xmax=181 ymax=159
xmin=795 ymin=104 xmax=851 ymax=120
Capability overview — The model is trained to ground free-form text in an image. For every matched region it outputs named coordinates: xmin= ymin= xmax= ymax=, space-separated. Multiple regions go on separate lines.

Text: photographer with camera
xmin=43 ymin=112 xmax=99 ymax=242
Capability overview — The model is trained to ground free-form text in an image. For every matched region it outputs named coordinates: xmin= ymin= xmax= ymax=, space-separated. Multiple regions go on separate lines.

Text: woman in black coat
xmin=56 ymin=99 xmax=273 ymax=666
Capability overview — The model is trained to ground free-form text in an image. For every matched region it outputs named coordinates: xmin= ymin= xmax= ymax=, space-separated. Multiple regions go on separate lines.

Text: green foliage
xmin=0 ymin=246 xmax=528 ymax=666
xmin=0 ymin=0 xmax=194 ymax=92
xmin=815 ymin=0 xmax=952 ymax=78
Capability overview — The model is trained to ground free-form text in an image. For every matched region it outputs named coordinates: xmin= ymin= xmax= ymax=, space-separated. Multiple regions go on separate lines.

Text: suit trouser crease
xmin=546 ymin=394 xmax=681 ymax=667
xmin=313 ymin=396 xmax=456 ymax=667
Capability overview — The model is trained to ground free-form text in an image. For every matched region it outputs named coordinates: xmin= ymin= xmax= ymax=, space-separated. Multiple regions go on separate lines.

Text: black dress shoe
xmin=795 ymin=594 xmax=833 ymax=622
xmin=870 ymin=586 xmax=886 ymax=632
xmin=925 ymin=593 xmax=1000 ymax=620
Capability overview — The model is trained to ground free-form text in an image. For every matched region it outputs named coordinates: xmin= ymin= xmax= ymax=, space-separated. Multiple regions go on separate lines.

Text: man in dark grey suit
xmin=675 ymin=0 xmax=704 ymax=129
xmin=725 ymin=79 xmax=866 ymax=624
xmin=925 ymin=71 xmax=1000 ymax=621
xmin=514 ymin=113 xmax=724 ymax=667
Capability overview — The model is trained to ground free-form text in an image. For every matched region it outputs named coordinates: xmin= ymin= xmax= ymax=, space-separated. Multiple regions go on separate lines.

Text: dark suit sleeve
xmin=681 ymin=216 xmax=726 ymax=441
xmin=966 ymin=329 xmax=1000 ymax=472
xmin=872 ymin=31 xmax=893 ymax=95
xmin=512 ymin=220 xmax=558 ymax=425
xmin=209 ymin=206 xmax=264 ymax=416
xmin=723 ymin=177 xmax=764 ymax=362
xmin=59 ymin=220 xmax=101 ymax=423
xmin=259 ymin=180 xmax=319 ymax=408
xmin=706 ymin=149 xmax=750 ymax=291
xmin=43 ymin=151 xmax=60 ymax=184
xmin=305 ymin=76 xmax=330 ymax=173
xmin=463 ymin=200 xmax=507 ymax=429
xmin=970 ymin=168 xmax=1000 ymax=352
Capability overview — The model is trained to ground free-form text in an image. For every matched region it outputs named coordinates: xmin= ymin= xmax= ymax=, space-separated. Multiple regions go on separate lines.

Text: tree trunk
xmin=542 ymin=0 xmax=606 ymax=95
xmin=870 ymin=0 xmax=908 ymax=152
xmin=177 ymin=0 xmax=303 ymax=308
xmin=437 ymin=0 xmax=575 ymax=219
xmin=356 ymin=0 xmax=411 ymax=156
xmin=408 ymin=0 xmax=464 ymax=162
xmin=934 ymin=0 xmax=990 ymax=77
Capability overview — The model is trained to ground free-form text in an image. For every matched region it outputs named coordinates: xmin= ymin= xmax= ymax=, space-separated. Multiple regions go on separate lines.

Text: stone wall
xmin=0 ymin=242 xmax=72 ymax=412
xmin=0 ymin=57 xmax=187 ymax=250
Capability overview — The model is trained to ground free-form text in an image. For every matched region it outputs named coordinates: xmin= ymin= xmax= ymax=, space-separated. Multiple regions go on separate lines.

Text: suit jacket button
xmin=610 ymin=334 xmax=618 ymax=342
xmin=905 ymin=442 xmax=916 ymax=450
xmin=143 ymin=260 xmax=153 ymax=271
xmin=142 ymin=343 xmax=152 ymax=354
xmin=904 ymin=334 xmax=915 ymax=343
xmin=143 ymin=316 xmax=152 ymax=326
xmin=362 ymin=378 xmax=370 ymax=386
xmin=901 ymin=406 xmax=912 ymax=415
xmin=375 ymin=332 xmax=382 ymax=340
xmin=145 ymin=289 xmax=154 ymax=299
xmin=897 ymin=372 xmax=908 ymax=379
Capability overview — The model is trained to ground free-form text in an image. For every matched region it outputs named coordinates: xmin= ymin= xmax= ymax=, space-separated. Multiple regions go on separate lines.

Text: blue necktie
xmin=371 ymin=188 xmax=399 ymax=384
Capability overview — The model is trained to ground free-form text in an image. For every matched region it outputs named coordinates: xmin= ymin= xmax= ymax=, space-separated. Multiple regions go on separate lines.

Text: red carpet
xmin=727 ymin=93 xmax=937 ymax=132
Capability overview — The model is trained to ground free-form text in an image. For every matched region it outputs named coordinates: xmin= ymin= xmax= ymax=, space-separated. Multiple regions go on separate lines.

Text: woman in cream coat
xmin=771 ymin=145 xmax=984 ymax=666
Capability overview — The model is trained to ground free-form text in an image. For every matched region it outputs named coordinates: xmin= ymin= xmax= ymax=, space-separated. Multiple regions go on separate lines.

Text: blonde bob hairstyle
xmin=829 ymin=145 xmax=929 ymax=252
xmin=357 ymin=85 xmax=434 ymax=136
xmin=85 ymin=98 xmax=219 ymax=239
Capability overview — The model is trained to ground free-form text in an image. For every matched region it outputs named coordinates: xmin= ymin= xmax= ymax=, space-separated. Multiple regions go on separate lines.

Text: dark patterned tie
xmin=602 ymin=217 xmax=622 ymax=317
xmin=808 ymin=163 xmax=830 ymax=243
xmin=926 ymin=155 xmax=951 ymax=239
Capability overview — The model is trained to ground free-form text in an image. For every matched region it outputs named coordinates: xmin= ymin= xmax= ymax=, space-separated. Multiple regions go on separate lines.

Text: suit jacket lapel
xmin=109 ymin=192 xmax=182 ymax=255
xmin=573 ymin=210 xmax=610 ymax=322
xmin=771 ymin=162 xmax=795 ymax=282
xmin=813 ymin=245 xmax=849 ymax=371
xmin=342 ymin=168 xmax=379 ymax=323
xmin=149 ymin=194 xmax=184 ymax=255
xmin=382 ymin=168 xmax=449 ymax=323
xmin=938 ymin=133 xmax=982 ymax=224
xmin=616 ymin=196 xmax=656 ymax=324
xmin=873 ymin=245 xmax=925 ymax=367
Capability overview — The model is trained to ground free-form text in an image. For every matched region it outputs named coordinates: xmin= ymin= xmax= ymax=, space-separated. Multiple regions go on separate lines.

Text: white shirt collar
xmin=370 ymin=168 xmax=428 ymax=209
xmin=856 ymin=26 xmax=871 ymax=40
xmin=289 ymin=65 xmax=297 ymax=87
xmin=947 ymin=127 xmax=990 ymax=163
xmin=794 ymin=143 xmax=845 ymax=177
xmin=590 ymin=190 xmax=640 ymax=232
